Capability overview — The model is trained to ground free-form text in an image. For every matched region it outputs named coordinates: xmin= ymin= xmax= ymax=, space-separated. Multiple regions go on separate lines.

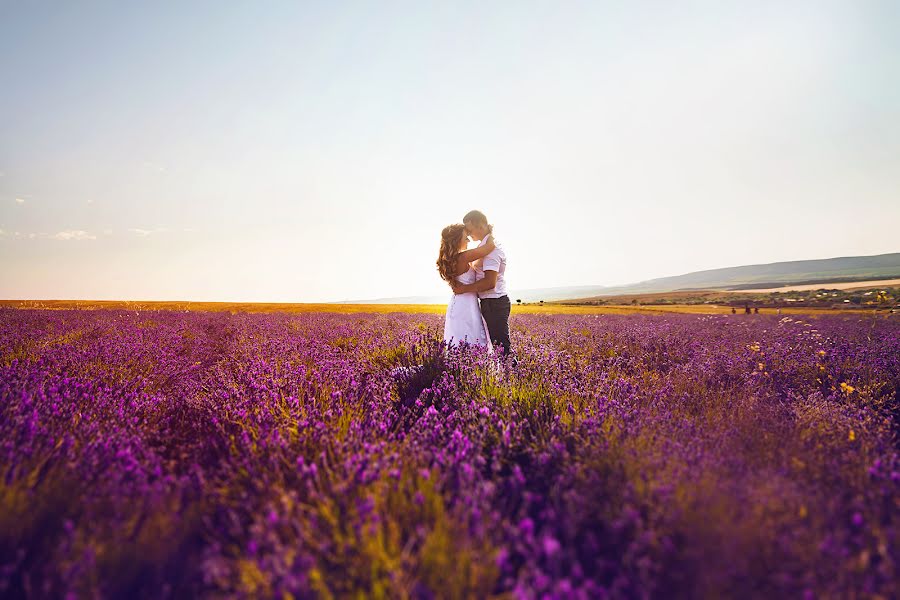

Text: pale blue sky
xmin=1 ymin=1 xmax=898 ymax=302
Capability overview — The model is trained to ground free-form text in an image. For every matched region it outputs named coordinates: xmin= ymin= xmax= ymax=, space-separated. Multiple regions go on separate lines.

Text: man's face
xmin=465 ymin=221 xmax=487 ymax=241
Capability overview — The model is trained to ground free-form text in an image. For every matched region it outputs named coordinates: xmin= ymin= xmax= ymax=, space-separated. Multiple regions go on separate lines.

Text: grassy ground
xmin=0 ymin=299 xmax=872 ymax=316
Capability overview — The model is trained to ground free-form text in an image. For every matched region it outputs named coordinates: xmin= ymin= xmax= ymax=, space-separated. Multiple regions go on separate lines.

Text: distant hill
xmin=339 ymin=252 xmax=900 ymax=304
xmin=590 ymin=252 xmax=900 ymax=296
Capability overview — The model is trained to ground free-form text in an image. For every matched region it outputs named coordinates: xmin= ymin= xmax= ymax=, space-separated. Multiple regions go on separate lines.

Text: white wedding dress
xmin=443 ymin=265 xmax=493 ymax=352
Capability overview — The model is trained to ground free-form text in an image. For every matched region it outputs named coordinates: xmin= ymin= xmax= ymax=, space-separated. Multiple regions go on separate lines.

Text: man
xmin=451 ymin=210 xmax=512 ymax=356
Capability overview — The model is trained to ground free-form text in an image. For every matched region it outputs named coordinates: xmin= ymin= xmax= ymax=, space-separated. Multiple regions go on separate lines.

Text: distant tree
xmin=539 ymin=300 xmax=544 ymax=305
xmin=516 ymin=299 xmax=522 ymax=304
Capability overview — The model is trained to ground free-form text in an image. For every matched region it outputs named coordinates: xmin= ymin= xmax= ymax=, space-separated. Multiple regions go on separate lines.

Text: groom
xmin=451 ymin=210 xmax=512 ymax=356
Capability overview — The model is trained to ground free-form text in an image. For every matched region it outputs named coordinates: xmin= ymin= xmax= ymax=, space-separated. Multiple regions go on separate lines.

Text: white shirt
xmin=473 ymin=235 xmax=508 ymax=299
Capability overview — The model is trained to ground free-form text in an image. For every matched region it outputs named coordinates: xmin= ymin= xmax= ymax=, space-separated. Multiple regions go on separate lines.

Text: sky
xmin=1 ymin=1 xmax=898 ymax=302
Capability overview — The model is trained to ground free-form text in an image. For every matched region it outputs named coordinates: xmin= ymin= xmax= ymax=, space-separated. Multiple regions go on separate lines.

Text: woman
xmin=437 ymin=224 xmax=495 ymax=350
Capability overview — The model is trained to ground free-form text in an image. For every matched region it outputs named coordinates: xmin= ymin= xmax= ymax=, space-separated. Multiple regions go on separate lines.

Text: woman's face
xmin=458 ymin=233 xmax=469 ymax=252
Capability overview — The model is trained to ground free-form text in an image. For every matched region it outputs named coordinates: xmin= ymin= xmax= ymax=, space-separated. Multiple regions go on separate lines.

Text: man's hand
xmin=450 ymin=280 xmax=470 ymax=295
xmin=451 ymin=271 xmax=498 ymax=295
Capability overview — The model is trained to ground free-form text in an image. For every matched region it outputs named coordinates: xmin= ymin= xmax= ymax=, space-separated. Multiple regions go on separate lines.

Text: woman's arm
xmin=451 ymin=270 xmax=498 ymax=294
xmin=457 ymin=235 xmax=495 ymax=263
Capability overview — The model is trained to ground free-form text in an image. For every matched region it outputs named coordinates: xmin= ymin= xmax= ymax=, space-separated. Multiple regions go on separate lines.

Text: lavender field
xmin=1 ymin=308 xmax=897 ymax=599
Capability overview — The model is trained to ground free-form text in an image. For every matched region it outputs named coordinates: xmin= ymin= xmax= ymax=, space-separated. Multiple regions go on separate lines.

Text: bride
xmin=437 ymin=224 xmax=495 ymax=351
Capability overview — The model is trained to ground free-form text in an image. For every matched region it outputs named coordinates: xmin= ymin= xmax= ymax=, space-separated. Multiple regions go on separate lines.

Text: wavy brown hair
xmin=437 ymin=223 xmax=467 ymax=283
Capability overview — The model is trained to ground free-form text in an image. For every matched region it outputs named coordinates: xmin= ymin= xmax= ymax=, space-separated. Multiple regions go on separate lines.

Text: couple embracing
xmin=437 ymin=210 xmax=512 ymax=357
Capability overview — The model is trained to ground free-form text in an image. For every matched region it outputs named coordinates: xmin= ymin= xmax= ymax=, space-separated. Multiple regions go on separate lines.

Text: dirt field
xmin=726 ymin=278 xmax=900 ymax=294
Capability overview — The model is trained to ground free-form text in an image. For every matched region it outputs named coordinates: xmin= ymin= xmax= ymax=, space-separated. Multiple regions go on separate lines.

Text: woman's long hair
xmin=437 ymin=223 xmax=467 ymax=283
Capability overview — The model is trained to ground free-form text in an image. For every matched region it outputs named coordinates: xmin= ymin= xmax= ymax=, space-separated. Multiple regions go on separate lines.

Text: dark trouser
xmin=480 ymin=295 xmax=512 ymax=355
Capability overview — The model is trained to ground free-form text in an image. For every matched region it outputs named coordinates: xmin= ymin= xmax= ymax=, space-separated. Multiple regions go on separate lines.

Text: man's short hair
xmin=463 ymin=210 xmax=488 ymax=226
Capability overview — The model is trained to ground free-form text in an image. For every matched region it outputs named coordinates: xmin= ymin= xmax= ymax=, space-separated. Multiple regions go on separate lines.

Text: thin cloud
xmin=4 ymin=230 xmax=97 ymax=241
xmin=52 ymin=230 xmax=97 ymax=241
xmin=3 ymin=197 xmax=98 ymax=242
xmin=128 ymin=227 xmax=171 ymax=236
